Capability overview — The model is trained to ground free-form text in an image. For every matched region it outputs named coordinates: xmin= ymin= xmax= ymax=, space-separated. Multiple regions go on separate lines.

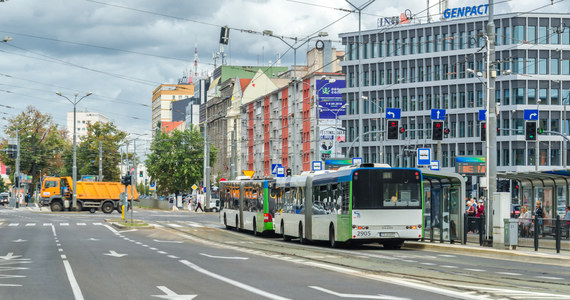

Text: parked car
xmin=510 ymin=204 xmax=521 ymax=218
xmin=0 ymin=192 xmax=8 ymax=205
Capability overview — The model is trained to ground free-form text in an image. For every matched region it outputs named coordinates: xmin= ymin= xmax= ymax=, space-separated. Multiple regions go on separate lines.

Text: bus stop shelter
xmin=497 ymin=169 xmax=570 ymax=220
xmin=421 ymin=170 xmax=466 ymax=244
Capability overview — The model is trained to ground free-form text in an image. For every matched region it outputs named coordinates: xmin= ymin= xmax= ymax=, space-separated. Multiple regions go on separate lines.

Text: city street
xmin=0 ymin=206 xmax=569 ymax=299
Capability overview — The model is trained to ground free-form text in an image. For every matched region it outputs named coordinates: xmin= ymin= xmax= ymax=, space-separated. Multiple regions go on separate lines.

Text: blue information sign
xmin=312 ymin=161 xmax=323 ymax=171
xmin=430 ymin=109 xmax=446 ymax=120
xmin=524 ymin=109 xmax=539 ymax=121
xmin=352 ymin=157 xmax=363 ymax=165
xmin=385 ymin=108 xmax=401 ymax=119
xmin=276 ymin=166 xmax=285 ymax=177
xmin=271 ymin=164 xmax=282 ymax=175
xmin=417 ymin=148 xmax=431 ymax=166
xmin=479 ymin=110 xmax=486 ymax=121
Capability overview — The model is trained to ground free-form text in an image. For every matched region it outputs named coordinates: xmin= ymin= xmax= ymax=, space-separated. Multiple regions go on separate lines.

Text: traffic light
xmin=444 ymin=128 xmax=450 ymax=135
xmin=7 ymin=144 xmax=16 ymax=159
xmin=525 ymin=121 xmax=537 ymax=140
xmin=432 ymin=121 xmax=443 ymax=140
xmin=286 ymin=168 xmax=292 ymax=177
xmin=387 ymin=120 xmax=399 ymax=140
xmin=219 ymin=26 xmax=230 ymax=45
xmin=139 ymin=171 xmax=143 ymax=177
xmin=480 ymin=122 xmax=486 ymax=141
xmin=121 ymin=175 xmax=132 ymax=186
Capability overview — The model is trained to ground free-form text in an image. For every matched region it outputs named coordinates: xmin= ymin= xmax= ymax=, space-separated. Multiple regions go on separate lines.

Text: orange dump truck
xmin=40 ymin=176 xmax=138 ymax=213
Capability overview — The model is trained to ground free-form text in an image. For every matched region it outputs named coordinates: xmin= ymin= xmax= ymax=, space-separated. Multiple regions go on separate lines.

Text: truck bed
xmin=76 ymin=181 xmax=138 ymax=200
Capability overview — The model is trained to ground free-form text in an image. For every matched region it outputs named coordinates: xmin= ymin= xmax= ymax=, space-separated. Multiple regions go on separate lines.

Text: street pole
xmin=98 ymin=141 xmax=102 ymax=181
xmin=485 ymin=0 xmax=497 ymax=243
xmin=346 ymin=0 xmax=375 ymax=160
xmin=536 ymin=100 xmax=541 ymax=171
xmin=15 ymin=131 xmax=20 ymax=208
xmin=203 ymin=104 xmax=210 ymax=210
xmin=56 ymin=91 xmax=92 ymax=211
xmin=131 ymin=140 xmax=136 ymax=222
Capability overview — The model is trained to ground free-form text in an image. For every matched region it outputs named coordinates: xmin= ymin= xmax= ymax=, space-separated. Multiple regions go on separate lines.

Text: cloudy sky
xmin=0 ymin=0 xmax=566 ymax=153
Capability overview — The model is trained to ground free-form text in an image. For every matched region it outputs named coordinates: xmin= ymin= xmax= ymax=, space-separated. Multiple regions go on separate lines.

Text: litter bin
xmin=504 ymin=218 xmax=518 ymax=248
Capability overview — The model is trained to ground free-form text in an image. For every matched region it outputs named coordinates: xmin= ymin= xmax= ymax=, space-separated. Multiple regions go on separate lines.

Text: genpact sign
xmin=443 ymin=4 xmax=488 ymax=19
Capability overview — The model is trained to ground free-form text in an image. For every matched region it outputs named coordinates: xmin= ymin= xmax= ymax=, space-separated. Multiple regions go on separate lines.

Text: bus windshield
xmin=352 ymin=169 xmax=421 ymax=209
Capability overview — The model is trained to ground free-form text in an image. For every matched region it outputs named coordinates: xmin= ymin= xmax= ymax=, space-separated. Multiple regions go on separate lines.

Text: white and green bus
xmin=273 ymin=165 xmax=424 ymax=249
xmin=219 ymin=178 xmax=276 ymax=236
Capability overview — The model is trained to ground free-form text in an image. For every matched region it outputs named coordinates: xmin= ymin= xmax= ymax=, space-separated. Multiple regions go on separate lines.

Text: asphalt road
xmin=1 ymin=206 xmax=569 ymax=299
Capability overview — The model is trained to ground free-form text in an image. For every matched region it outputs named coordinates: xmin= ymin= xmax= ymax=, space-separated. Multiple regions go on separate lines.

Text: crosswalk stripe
xmin=169 ymin=224 xmax=182 ymax=228
xmin=93 ymin=223 xmax=102 ymax=225
xmin=187 ymin=221 xmax=203 ymax=228
xmin=77 ymin=223 xmax=86 ymax=226
xmin=60 ymin=223 xmax=69 ymax=226
xmin=25 ymin=223 xmax=36 ymax=226
xmin=8 ymin=223 xmax=18 ymax=226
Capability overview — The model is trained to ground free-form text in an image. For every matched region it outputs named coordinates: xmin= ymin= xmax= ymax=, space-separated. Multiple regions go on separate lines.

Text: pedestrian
xmin=194 ymin=198 xmax=204 ymax=212
xmin=534 ymin=201 xmax=544 ymax=237
xmin=519 ymin=206 xmax=531 ymax=237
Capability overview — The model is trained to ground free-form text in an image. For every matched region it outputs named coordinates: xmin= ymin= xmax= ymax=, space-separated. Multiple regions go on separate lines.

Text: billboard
xmin=316 ymin=79 xmax=346 ymax=120
xmin=319 ymin=126 xmax=345 ymax=160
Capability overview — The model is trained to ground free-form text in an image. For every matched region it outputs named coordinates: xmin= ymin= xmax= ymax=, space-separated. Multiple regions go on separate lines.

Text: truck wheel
xmin=101 ymin=202 xmax=114 ymax=214
xmin=75 ymin=202 xmax=83 ymax=212
xmin=51 ymin=202 xmax=63 ymax=212
xmin=89 ymin=208 xmax=96 ymax=214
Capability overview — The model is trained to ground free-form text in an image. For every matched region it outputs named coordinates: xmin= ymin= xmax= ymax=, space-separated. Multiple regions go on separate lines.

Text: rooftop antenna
xmin=193 ymin=43 xmax=199 ymax=79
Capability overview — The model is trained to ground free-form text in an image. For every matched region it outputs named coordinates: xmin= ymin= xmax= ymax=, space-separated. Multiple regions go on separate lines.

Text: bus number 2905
xmin=356 ymin=230 xmax=372 ymax=237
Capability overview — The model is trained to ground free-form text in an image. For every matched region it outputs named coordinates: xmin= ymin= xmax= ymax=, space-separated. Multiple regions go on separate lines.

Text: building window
xmin=539 ymin=88 xmax=547 ymax=105
xmin=364 ymin=71 xmax=369 ymax=86
xmin=514 ymin=149 xmax=525 ymax=166
xmin=468 ymin=91 xmax=474 ymax=108
xmin=467 ymin=121 xmax=474 ymax=137
xmin=443 ymin=93 xmax=449 ymax=109
xmin=539 ymin=58 xmax=547 ymax=75
xmin=379 ymin=70 xmax=385 ymax=85
xmin=551 ymin=58 xmax=560 ymax=75
xmin=495 ymin=27 xmax=501 ymax=46
xmin=563 ymin=59 xmax=570 ymax=75
xmin=434 ymin=34 xmax=440 ymax=52
xmin=450 ymin=122 xmax=456 ymax=138
xmin=435 ymin=65 xmax=440 ymax=81
xmin=410 ymin=67 xmax=415 ymax=83
xmin=451 ymin=93 xmax=457 ymax=108
xmin=503 ymin=89 xmax=510 ymax=105
xmin=402 ymin=68 xmax=407 ymax=83
xmin=515 ymin=88 xmax=525 ymax=104
xmin=418 ymin=123 xmax=424 ymax=139
xmin=562 ymin=27 xmax=569 ymax=44
xmin=410 ymin=96 xmax=416 ymax=111
xmin=552 ymin=29 xmax=560 ymax=44
xmin=402 ymin=96 xmax=408 ymax=112
xmin=394 ymin=39 xmax=399 ymax=56
xmin=378 ymin=42 xmax=383 ymax=57
xmin=442 ymin=33 xmax=448 ymax=51
xmin=426 ymin=66 xmax=432 ymax=81
xmin=426 ymin=35 xmax=432 ymax=53
xmin=527 ymin=25 xmax=536 ymax=43
xmin=364 ymin=97 xmax=369 ymax=114
xmin=387 ymin=69 xmax=392 ymax=84
xmin=402 ymin=38 xmax=407 ymax=55
xmin=459 ymin=121 xmax=465 ymax=137
xmin=504 ymin=26 xmax=511 ymax=45
xmin=386 ymin=40 xmax=391 ymax=57
xmin=528 ymin=58 xmax=536 ymax=74
xmin=418 ymin=95 xmax=424 ymax=110
xmin=513 ymin=25 xmax=525 ymax=43
xmin=426 ymin=94 xmax=432 ymax=109
xmin=418 ymin=36 xmax=424 ymax=54
xmin=552 ymin=149 xmax=560 ymax=166
xmin=410 ymin=37 xmax=415 ymax=54
xmin=371 ymin=70 xmax=377 ymax=86
xmin=363 ymin=42 xmax=369 ymax=59
xmin=539 ymin=26 xmax=548 ymax=44
xmin=477 ymin=91 xmax=483 ymax=107
xmin=552 ymin=88 xmax=560 ymax=105
xmin=528 ymin=88 xmax=536 ymax=105
xmin=459 ymin=92 xmax=466 ymax=108
xmin=418 ymin=67 xmax=423 ymax=82
xmin=502 ymin=118 xmax=510 ymax=136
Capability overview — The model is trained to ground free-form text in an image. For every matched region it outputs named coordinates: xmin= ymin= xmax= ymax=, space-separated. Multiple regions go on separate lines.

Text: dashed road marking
xmin=25 ymin=223 xmax=36 ymax=226
xmin=464 ymin=269 xmax=485 ymax=272
xmin=77 ymin=223 xmax=86 ymax=226
xmin=496 ymin=272 xmax=521 ymax=276
xmin=8 ymin=223 xmax=18 ymax=226
xmin=60 ymin=223 xmax=69 ymax=226
xmin=535 ymin=276 xmax=563 ymax=280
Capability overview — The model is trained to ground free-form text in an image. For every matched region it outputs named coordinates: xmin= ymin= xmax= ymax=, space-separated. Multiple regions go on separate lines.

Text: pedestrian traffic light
xmin=444 ymin=128 xmax=450 ymax=135
xmin=387 ymin=120 xmax=399 ymax=140
xmin=525 ymin=121 xmax=537 ymax=140
xmin=286 ymin=168 xmax=292 ymax=177
xmin=480 ymin=122 xmax=486 ymax=141
xmin=139 ymin=171 xmax=143 ymax=177
xmin=432 ymin=121 xmax=443 ymax=140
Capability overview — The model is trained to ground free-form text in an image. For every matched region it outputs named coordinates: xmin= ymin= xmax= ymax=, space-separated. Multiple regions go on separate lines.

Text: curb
xmin=106 ymin=219 xmax=155 ymax=230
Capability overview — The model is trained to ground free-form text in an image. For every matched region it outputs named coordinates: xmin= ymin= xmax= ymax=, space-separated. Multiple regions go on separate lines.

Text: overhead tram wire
xmin=1 ymin=43 xmax=161 ymax=86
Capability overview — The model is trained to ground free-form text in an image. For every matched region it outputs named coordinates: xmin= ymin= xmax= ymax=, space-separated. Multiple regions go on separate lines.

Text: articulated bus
xmin=273 ymin=165 xmax=424 ymax=249
xmin=219 ymin=178 xmax=276 ymax=236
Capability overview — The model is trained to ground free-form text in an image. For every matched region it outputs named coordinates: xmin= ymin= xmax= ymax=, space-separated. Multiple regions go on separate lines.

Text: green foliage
xmin=75 ymin=122 xmax=127 ymax=182
xmin=146 ymin=127 xmax=216 ymax=196
xmin=0 ymin=106 xmax=69 ymax=193
xmin=0 ymin=177 xmax=6 ymax=192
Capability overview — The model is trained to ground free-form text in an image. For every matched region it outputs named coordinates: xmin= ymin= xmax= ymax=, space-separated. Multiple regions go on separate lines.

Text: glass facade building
xmin=339 ymin=13 xmax=570 ymax=175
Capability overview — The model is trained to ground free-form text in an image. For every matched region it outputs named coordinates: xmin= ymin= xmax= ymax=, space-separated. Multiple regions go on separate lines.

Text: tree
xmin=74 ymin=122 xmax=127 ymax=182
xmin=0 ymin=106 xmax=69 ymax=194
xmin=0 ymin=177 xmax=6 ymax=192
xmin=146 ymin=127 xmax=216 ymax=196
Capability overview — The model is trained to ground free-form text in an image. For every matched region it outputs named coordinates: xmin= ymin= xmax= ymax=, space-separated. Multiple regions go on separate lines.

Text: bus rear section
xmin=350 ymin=168 xmax=423 ymax=249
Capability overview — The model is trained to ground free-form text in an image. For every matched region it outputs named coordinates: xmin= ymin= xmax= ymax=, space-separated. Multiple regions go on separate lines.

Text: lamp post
xmin=263 ymin=30 xmax=328 ymax=175
xmin=56 ymin=91 xmax=92 ymax=210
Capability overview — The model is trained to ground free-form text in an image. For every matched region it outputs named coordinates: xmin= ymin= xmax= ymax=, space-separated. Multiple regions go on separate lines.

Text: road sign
xmin=149 ymin=182 xmax=156 ymax=191
xmin=524 ymin=109 xmax=539 ymax=120
xmin=312 ymin=161 xmax=323 ymax=171
xmin=191 ymin=184 xmax=198 ymax=190
xmin=276 ymin=166 xmax=285 ymax=177
xmin=352 ymin=157 xmax=363 ymax=165
xmin=417 ymin=148 xmax=431 ymax=165
xmin=479 ymin=110 xmax=486 ymax=121
xmin=243 ymin=170 xmax=255 ymax=178
xmin=271 ymin=164 xmax=282 ymax=175
xmin=430 ymin=109 xmax=446 ymax=120
xmin=430 ymin=160 xmax=440 ymax=171
xmin=385 ymin=108 xmax=401 ymax=119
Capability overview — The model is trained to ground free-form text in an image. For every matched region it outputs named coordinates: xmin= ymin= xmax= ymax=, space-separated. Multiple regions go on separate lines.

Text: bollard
xmin=556 ymin=215 xmax=561 ymax=254
xmin=534 ymin=216 xmax=539 ymax=251
xmin=463 ymin=213 xmax=468 ymax=244
xmin=121 ymin=205 xmax=125 ymax=220
xmin=479 ymin=217 xmax=484 ymax=246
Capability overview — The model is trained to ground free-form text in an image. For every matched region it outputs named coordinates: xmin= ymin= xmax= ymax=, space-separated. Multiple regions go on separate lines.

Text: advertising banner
xmin=316 ymin=80 xmax=346 ymax=120
xmin=319 ymin=126 xmax=345 ymax=160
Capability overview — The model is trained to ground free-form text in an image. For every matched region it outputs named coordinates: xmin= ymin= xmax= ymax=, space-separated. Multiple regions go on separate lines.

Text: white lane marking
xmin=103 ymin=224 xmax=119 ymax=234
xmin=169 ymin=224 xmax=183 ymax=228
xmin=153 ymin=239 xmax=183 ymax=244
xmin=77 ymin=223 xmax=86 ymax=226
xmin=8 ymin=223 xmax=18 ymax=226
xmin=150 ymin=248 xmax=158 ymax=251
xmin=59 ymin=249 xmax=63 ymax=252
xmin=88 ymin=238 xmax=99 ymax=241
xmin=0 ymin=253 xmax=22 ymax=260
xmin=12 ymin=239 xmax=27 ymax=243
xmin=437 ymin=254 xmax=456 ymax=257
xmin=496 ymin=272 xmax=521 ymax=276
xmin=62 ymin=260 xmax=85 ymax=300
xmin=180 ymin=260 xmax=290 ymax=300
xmin=186 ymin=221 xmax=203 ymax=228
xmin=60 ymin=223 xmax=69 ymax=226
xmin=93 ymin=222 xmax=102 ymax=226
xmin=464 ymin=269 xmax=485 ymax=272
xmin=157 ymin=251 xmax=167 ymax=254
xmin=168 ymin=255 xmax=179 ymax=259
xmin=143 ymin=245 xmax=149 ymax=248
xmin=0 ymin=284 xmax=23 ymax=286
xmin=43 ymin=223 xmax=53 ymax=226
xmin=473 ymin=285 xmax=570 ymax=299
xmin=57 ymin=244 xmax=61 ymax=247
xmin=441 ymin=265 xmax=458 ymax=269
xmin=61 ymin=255 xmax=67 ymax=259
xmin=420 ymin=262 xmax=435 ymax=266
xmin=200 ymin=253 xmax=249 ymax=260
xmin=152 ymin=285 xmax=196 ymax=299
xmin=51 ymin=224 xmax=57 ymax=237
xmin=25 ymin=223 xmax=36 ymax=226
xmin=136 ymin=242 xmax=142 ymax=245
xmin=104 ymin=251 xmax=127 ymax=258
xmin=118 ymin=229 xmax=138 ymax=233
xmin=309 ymin=286 xmax=410 ymax=300
xmin=151 ymin=224 xmax=163 ymax=228
xmin=535 ymin=276 xmax=563 ymax=280
xmin=402 ymin=260 xmax=417 ymax=263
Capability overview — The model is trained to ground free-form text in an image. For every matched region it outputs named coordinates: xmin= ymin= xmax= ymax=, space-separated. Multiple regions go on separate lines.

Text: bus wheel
xmin=298 ymin=223 xmax=306 ymax=245
xmin=235 ymin=216 xmax=240 ymax=232
xmin=224 ymin=214 xmax=230 ymax=229
xmin=329 ymin=225 xmax=338 ymax=248
xmin=281 ymin=221 xmax=291 ymax=241
xmin=253 ymin=218 xmax=259 ymax=236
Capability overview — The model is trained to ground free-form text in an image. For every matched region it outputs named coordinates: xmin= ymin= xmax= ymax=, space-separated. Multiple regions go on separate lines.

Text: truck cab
xmin=40 ymin=177 xmax=70 ymax=208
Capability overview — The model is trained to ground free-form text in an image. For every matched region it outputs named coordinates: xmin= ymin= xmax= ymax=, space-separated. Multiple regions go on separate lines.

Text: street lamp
xmin=56 ymin=91 xmax=92 ymax=211
xmin=263 ymin=30 xmax=328 ymax=175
